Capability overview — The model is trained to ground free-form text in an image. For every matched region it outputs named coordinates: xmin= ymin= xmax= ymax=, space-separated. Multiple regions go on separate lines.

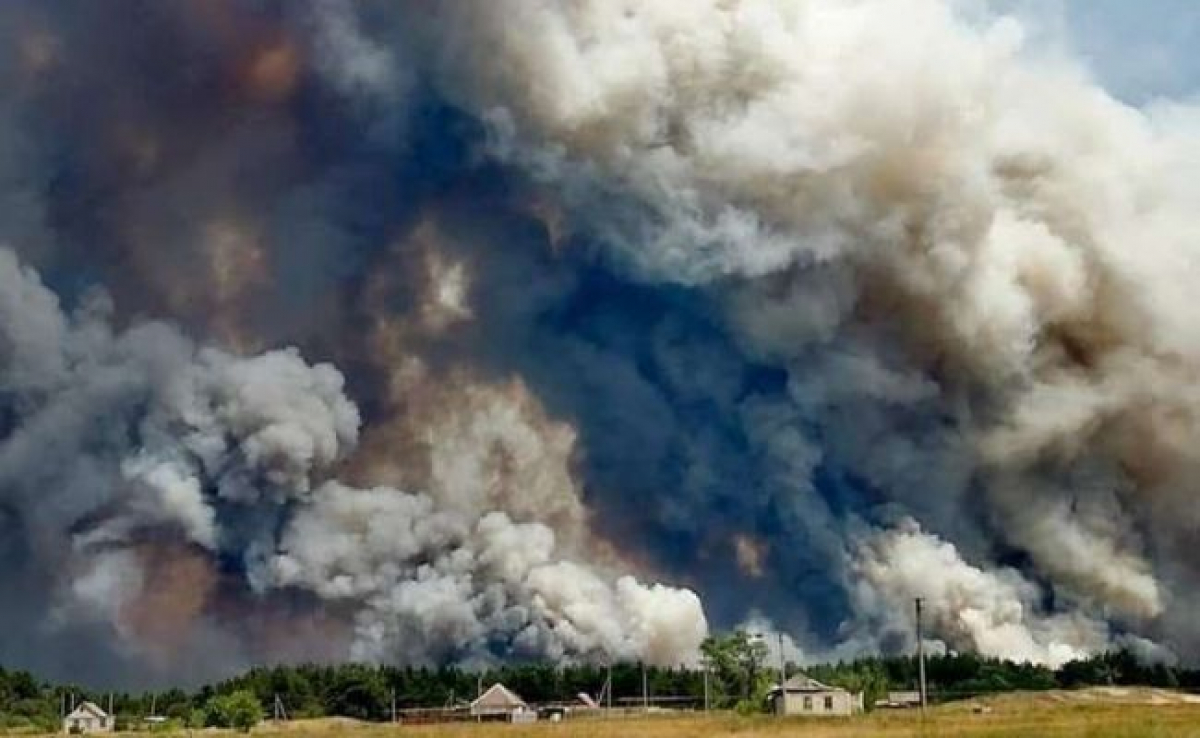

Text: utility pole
xmin=777 ymin=632 xmax=787 ymax=687
xmin=390 ymin=688 xmax=397 ymax=724
xmin=703 ymin=662 xmax=710 ymax=712
xmin=606 ymin=663 xmax=613 ymax=714
xmin=915 ymin=597 xmax=928 ymax=714
xmin=641 ymin=661 xmax=649 ymax=712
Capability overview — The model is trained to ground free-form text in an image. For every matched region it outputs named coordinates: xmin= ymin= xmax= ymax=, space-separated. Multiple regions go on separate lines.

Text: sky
xmin=1004 ymin=0 xmax=1200 ymax=103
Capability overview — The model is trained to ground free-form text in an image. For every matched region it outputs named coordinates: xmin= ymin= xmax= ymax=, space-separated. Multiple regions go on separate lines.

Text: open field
xmin=15 ymin=690 xmax=1200 ymax=738
xmin=252 ymin=689 xmax=1200 ymax=738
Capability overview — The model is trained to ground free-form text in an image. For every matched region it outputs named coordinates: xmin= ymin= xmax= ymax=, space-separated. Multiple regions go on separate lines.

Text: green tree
xmin=327 ymin=666 xmax=388 ymax=720
xmin=187 ymin=709 xmax=207 ymax=729
xmin=700 ymin=631 xmax=771 ymax=710
xmin=206 ymin=690 xmax=263 ymax=732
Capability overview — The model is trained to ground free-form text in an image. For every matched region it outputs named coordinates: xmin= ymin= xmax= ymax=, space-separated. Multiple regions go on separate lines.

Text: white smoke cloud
xmin=267 ymin=481 xmax=706 ymax=665
xmin=849 ymin=519 xmax=1110 ymax=667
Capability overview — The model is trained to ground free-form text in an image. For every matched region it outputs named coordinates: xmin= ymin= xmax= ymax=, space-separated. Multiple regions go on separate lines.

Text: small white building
xmin=63 ymin=702 xmax=113 ymax=734
xmin=769 ymin=674 xmax=863 ymax=717
xmin=469 ymin=683 xmax=536 ymax=723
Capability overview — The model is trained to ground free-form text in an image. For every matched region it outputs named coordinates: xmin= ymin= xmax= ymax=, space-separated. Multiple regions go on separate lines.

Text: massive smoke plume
xmin=2 ymin=0 xmax=1200 ymax=685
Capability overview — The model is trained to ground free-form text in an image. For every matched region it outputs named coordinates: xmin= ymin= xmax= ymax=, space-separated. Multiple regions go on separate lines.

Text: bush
xmin=206 ymin=690 xmax=264 ymax=732
xmin=187 ymin=709 xmax=207 ymax=729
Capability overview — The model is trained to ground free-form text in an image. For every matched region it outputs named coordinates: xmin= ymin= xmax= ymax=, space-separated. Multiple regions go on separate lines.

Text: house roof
xmin=66 ymin=702 xmax=108 ymax=720
xmin=470 ymin=683 xmax=527 ymax=712
xmin=773 ymin=674 xmax=846 ymax=693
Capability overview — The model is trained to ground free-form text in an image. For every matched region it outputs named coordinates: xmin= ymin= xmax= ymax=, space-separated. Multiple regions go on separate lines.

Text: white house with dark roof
xmin=768 ymin=674 xmax=863 ymax=717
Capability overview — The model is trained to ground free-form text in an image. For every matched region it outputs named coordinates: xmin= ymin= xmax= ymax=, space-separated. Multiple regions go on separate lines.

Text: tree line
xmin=3 ymin=635 xmax=1197 ymax=731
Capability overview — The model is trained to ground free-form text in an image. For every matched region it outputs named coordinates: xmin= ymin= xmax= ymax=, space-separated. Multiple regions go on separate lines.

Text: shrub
xmin=206 ymin=690 xmax=264 ymax=732
xmin=187 ymin=709 xmax=207 ymax=729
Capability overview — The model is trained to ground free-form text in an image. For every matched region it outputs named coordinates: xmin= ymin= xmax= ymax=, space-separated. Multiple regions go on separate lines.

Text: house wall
xmin=774 ymin=690 xmax=859 ymax=717
xmin=888 ymin=691 xmax=922 ymax=706
xmin=62 ymin=716 xmax=112 ymax=733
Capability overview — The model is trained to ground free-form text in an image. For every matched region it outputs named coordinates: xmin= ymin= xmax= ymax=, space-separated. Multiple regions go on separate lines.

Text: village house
xmin=469 ymin=683 xmax=536 ymax=723
xmin=62 ymin=702 xmax=113 ymax=734
xmin=768 ymin=674 xmax=864 ymax=717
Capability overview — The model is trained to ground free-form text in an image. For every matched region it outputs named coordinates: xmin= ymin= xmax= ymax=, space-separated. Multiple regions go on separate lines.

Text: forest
xmin=2 ymin=634 xmax=1196 ymax=731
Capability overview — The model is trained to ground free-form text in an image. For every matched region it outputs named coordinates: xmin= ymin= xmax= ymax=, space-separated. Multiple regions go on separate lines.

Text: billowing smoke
xmin=2 ymin=0 xmax=1200 ymax=685
xmin=0 ymin=249 xmax=704 ymax=683
xmin=402 ymin=0 xmax=1200 ymax=665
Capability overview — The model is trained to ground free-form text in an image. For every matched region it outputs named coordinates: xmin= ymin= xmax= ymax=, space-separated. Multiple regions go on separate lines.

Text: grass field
xmin=245 ymin=689 xmax=1200 ymax=738
xmin=15 ymin=689 xmax=1200 ymax=738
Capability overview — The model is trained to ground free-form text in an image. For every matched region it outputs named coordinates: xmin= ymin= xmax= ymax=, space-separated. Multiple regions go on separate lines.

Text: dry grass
xmin=28 ymin=690 xmax=1200 ymax=738
xmin=245 ymin=689 xmax=1200 ymax=738
xmin=251 ymin=708 xmax=1200 ymax=738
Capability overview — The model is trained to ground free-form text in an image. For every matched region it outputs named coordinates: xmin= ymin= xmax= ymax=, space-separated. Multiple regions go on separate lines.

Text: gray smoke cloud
xmin=3 ymin=0 xmax=1200 ymax=686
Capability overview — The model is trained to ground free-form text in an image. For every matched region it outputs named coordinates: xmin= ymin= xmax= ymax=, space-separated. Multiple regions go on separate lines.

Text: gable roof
xmin=66 ymin=702 xmax=108 ymax=720
xmin=470 ymin=683 xmax=527 ymax=712
xmin=775 ymin=674 xmax=845 ymax=693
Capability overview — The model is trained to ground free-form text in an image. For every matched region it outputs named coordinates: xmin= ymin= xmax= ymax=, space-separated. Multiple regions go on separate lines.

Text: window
xmin=802 ymin=696 xmax=812 ymax=710
xmin=824 ymin=696 xmax=834 ymax=711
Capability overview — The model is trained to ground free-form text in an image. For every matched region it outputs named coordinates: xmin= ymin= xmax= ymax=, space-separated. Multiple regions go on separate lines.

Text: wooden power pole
xmin=606 ymin=663 xmax=613 ymax=713
xmin=915 ymin=597 xmax=928 ymax=714
xmin=777 ymin=632 xmax=787 ymax=687
xmin=641 ymin=661 xmax=649 ymax=711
